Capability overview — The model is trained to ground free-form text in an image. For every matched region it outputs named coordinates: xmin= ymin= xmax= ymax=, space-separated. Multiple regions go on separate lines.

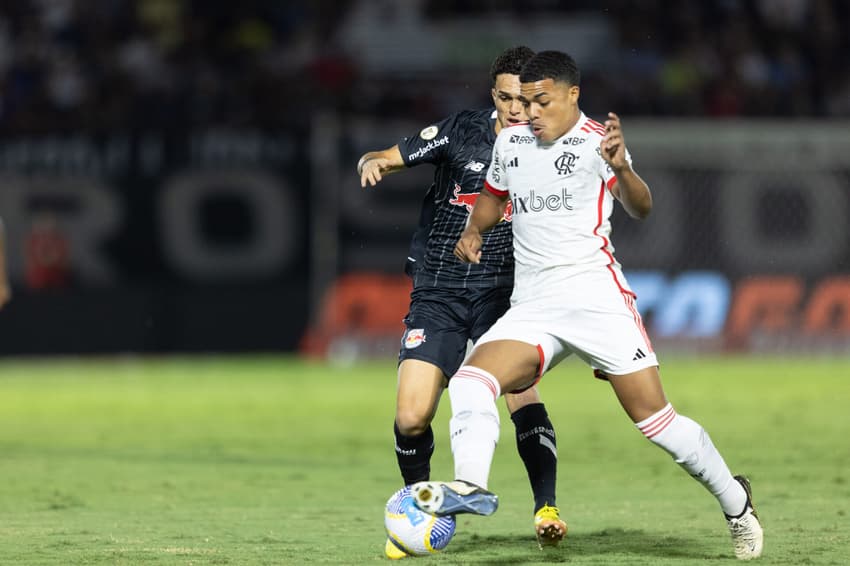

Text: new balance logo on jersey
xmin=505 ymin=156 xmax=519 ymax=168
xmin=511 ymin=189 xmax=573 ymax=214
xmin=632 ymin=348 xmax=647 ymax=361
xmin=464 ymin=160 xmax=485 ymax=172
xmin=554 ymin=151 xmax=578 ymax=175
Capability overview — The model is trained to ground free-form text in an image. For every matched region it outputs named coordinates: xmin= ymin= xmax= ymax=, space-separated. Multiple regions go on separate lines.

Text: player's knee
xmin=395 ymin=407 xmax=433 ymax=436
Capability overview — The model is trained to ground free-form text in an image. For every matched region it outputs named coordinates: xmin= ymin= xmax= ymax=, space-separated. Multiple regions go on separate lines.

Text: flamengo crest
xmin=554 ymin=151 xmax=578 ymax=175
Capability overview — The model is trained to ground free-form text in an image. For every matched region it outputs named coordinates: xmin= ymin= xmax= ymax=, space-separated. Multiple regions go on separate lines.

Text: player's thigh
xmin=560 ymin=297 xmax=664 ymax=422
xmin=606 ymin=365 xmax=668 ymax=423
xmin=465 ymin=340 xmax=542 ymax=394
xmin=559 ymin=271 xmax=659 ymax=380
xmin=399 ymin=289 xmax=470 ymax=378
xmin=396 ymin=359 xmax=445 ymax=434
xmin=469 ymin=286 xmax=512 ymax=342
xmin=469 ymin=285 xmax=539 ymax=411
xmin=469 ymin=300 xmax=570 ymax=392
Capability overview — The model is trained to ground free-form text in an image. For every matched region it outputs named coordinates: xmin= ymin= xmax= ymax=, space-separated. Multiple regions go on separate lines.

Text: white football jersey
xmin=485 ymin=112 xmax=633 ymax=300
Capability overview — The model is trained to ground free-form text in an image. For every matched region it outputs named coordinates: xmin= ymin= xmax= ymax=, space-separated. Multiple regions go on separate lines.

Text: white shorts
xmin=475 ymin=266 xmax=658 ymax=380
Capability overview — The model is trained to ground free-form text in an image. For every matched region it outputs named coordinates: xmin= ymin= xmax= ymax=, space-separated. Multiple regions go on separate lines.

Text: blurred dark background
xmin=2 ymin=0 xmax=848 ymax=133
xmin=0 ymin=0 xmax=848 ymax=356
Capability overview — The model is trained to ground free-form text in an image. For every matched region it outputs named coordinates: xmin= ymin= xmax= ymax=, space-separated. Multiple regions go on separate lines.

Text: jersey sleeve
xmin=484 ymin=135 xmax=509 ymax=197
xmin=596 ymin=145 xmax=633 ymax=191
xmin=398 ymin=113 xmax=460 ymax=167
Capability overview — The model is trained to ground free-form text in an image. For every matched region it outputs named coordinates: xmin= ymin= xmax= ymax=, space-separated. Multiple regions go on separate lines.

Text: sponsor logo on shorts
xmin=403 ymin=328 xmax=426 ymax=349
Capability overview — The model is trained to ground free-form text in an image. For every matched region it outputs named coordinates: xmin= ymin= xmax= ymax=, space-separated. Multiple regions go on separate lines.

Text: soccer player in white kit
xmin=411 ymin=51 xmax=764 ymax=560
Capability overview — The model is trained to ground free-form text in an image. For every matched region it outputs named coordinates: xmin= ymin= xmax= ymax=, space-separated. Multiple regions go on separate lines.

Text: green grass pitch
xmin=0 ymin=355 xmax=848 ymax=564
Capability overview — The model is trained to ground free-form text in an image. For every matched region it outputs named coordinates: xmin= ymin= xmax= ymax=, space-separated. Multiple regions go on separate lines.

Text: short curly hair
xmin=490 ymin=46 xmax=535 ymax=85
xmin=519 ymin=50 xmax=581 ymax=87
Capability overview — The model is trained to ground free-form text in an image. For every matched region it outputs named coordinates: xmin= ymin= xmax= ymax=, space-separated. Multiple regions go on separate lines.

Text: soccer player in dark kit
xmin=358 ymin=46 xmax=566 ymax=557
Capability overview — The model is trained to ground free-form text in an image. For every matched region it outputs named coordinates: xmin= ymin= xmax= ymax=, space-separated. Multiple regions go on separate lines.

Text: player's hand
xmin=454 ymin=227 xmax=483 ymax=264
xmin=600 ymin=112 xmax=629 ymax=171
xmin=359 ymin=157 xmax=393 ymax=187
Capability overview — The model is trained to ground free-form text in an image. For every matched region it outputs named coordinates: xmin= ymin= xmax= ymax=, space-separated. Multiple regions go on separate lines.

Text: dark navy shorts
xmin=398 ymin=285 xmax=513 ymax=378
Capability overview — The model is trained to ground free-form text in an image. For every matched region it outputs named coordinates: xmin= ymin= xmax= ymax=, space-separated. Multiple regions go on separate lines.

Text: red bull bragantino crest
xmin=448 ymin=184 xmax=512 ymax=221
xmin=404 ymin=328 xmax=426 ymax=349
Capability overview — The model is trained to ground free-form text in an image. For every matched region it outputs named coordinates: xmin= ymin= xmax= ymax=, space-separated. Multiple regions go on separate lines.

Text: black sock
xmin=511 ymin=403 xmax=557 ymax=512
xmin=394 ymin=422 xmax=434 ymax=485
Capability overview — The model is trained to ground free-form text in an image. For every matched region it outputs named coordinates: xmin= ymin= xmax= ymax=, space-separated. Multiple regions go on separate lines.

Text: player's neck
xmin=552 ymin=109 xmax=582 ymax=140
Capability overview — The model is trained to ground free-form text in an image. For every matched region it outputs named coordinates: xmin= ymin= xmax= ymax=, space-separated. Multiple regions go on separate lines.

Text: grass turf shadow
xmin=445 ymin=528 xmax=726 ymax=563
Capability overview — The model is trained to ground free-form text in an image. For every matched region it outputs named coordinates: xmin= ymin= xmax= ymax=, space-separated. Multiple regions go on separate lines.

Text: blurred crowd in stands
xmin=0 ymin=0 xmax=847 ymax=134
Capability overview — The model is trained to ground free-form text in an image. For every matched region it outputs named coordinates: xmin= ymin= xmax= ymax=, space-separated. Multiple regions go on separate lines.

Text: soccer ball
xmin=384 ymin=485 xmax=456 ymax=556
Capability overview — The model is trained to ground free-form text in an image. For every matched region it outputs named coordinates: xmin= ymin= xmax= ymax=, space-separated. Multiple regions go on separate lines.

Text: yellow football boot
xmin=384 ymin=538 xmax=408 ymax=560
xmin=534 ymin=504 xmax=567 ymax=549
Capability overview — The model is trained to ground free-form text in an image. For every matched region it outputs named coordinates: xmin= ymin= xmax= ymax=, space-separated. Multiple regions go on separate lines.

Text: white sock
xmin=448 ymin=366 xmax=501 ymax=489
xmin=637 ymin=403 xmax=748 ymax=516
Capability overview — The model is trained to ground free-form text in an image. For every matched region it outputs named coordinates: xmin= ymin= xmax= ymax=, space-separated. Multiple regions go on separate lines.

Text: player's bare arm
xmin=601 ymin=112 xmax=652 ymax=219
xmin=358 ymin=145 xmax=406 ymax=187
xmin=454 ymin=189 xmax=506 ymax=264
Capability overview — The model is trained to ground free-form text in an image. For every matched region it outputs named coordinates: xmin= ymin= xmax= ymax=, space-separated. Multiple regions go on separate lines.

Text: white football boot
xmin=725 ymin=475 xmax=764 ymax=560
xmin=410 ymin=480 xmax=498 ymax=516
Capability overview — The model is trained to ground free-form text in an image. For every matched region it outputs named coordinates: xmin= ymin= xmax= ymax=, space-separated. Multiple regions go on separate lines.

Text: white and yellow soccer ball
xmin=384 ymin=485 xmax=456 ymax=556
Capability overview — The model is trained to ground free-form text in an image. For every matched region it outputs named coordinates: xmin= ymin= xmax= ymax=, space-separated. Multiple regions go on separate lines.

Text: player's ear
xmin=569 ymin=85 xmax=580 ymax=103
xmin=490 ymin=88 xmax=498 ymax=104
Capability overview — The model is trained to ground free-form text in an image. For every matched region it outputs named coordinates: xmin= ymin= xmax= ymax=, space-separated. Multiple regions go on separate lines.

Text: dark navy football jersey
xmin=398 ymin=108 xmax=513 ymax=289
